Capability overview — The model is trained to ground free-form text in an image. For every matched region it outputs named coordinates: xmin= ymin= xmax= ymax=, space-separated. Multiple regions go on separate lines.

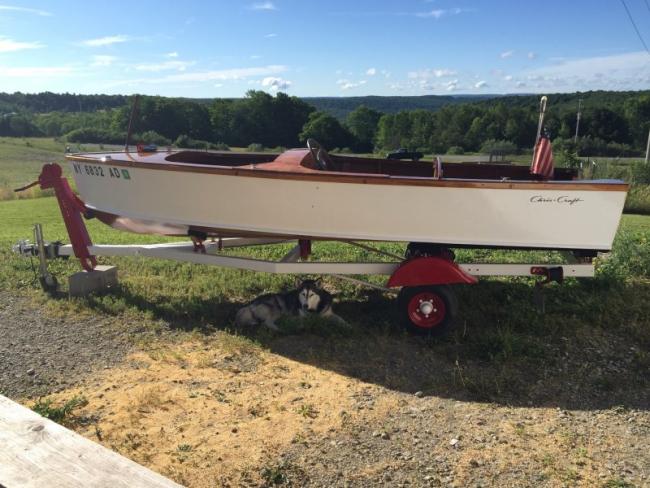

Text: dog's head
xmin=296 ymin=278 xmax=323 ymax=312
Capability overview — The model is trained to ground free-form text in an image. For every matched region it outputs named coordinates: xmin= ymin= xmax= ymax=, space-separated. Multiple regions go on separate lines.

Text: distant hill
xmin=303 ymin=94 xmax=499 ymax=119
xmin=1 ymin=90 xmax=648 ymax=120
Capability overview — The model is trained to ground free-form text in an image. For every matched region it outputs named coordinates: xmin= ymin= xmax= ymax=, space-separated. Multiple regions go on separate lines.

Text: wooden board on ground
xmin=0 ymin=394 xmax=182 ymax=488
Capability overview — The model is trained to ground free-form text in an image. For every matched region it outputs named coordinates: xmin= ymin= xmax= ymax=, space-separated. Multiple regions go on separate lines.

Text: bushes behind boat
xmin=175 ymin=134 xmax=229 ymax=151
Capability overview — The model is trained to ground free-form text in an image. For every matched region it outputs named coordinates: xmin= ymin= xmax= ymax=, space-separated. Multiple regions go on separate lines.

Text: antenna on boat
xmin=124 ymin=94 xmax=140 ymax=152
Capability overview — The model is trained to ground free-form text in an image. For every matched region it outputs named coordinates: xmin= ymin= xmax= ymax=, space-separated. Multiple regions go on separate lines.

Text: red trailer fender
xmin=387 ymin=256 xmax=477 ymax=287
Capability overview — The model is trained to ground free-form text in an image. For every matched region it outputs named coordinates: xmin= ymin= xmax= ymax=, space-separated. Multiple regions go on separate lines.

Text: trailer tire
xmin=397 ymin=285 xmax=457 ymax=336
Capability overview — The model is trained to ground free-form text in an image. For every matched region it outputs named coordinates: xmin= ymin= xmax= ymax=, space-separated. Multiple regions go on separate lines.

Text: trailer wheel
xmin=397 ymin=285 xmax=457 ymax=336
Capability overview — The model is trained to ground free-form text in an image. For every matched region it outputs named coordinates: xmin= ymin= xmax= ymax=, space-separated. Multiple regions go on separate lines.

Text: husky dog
xmin=235 ymin=278 xmax=347 ymax=330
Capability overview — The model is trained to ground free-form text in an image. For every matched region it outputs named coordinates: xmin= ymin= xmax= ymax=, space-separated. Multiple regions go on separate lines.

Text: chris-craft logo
xmin=530 ymin=195 xmax=583 ymax=206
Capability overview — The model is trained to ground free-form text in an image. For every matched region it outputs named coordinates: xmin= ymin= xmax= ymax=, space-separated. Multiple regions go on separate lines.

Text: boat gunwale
xmin=66 ymin=153 xmax=630 ymax=192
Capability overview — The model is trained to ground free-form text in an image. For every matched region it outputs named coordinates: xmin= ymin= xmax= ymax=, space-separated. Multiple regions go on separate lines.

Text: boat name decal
xmin=73 ymin=163 xmax=130 ymax=180
xmin=529 ymin=195 xmax=583 ymax=206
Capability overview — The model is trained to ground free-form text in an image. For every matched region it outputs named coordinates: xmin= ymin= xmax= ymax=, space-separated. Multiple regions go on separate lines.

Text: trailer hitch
xmin=15 ymin=163 xmax=96 ymax=272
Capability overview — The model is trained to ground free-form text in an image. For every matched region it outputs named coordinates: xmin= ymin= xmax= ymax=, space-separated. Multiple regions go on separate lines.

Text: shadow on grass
xmin=70 ymin=278 xmax=650 ymax=411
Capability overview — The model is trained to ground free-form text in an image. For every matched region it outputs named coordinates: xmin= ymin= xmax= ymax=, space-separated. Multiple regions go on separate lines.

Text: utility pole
xmin=574 ymin=98 xmax=582 ymax=146
xmin=645 ymin=127 xmax=650 ymax=165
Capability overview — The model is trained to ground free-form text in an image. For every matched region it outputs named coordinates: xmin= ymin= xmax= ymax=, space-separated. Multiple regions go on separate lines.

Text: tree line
xmin=0 ymin=90 xmax=648 ymax=156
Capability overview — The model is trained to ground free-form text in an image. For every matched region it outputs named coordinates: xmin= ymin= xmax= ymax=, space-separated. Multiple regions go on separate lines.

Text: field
xmin=1 ymin=139 xmax=649 ymax=486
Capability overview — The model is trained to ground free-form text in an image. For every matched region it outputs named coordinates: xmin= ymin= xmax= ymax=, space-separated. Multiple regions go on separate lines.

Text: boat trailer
xmin=13 ymin=163 xmax=596 ymax=335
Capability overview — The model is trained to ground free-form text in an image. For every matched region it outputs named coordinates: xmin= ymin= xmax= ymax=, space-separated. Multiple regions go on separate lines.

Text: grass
xmin=31 ymin=395 xmax=88 ymax=426
xmin=1 ymin=142 xmax=650 ymax=407
xmin=0 ymin=137 xmax=122 ymax=200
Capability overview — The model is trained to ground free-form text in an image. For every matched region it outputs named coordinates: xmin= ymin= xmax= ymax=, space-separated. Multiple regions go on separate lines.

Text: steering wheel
xmin=306 ymin=138 xmax=332 ymax=171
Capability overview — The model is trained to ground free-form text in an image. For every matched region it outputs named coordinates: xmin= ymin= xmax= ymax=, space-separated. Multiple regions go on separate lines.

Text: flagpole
xmin=531 ymin=96 xmax=548 ymax=169
xmin=534 ymin=96 xmax=547 ymax=146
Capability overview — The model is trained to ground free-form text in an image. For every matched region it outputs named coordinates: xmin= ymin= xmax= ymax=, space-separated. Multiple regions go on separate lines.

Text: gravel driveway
xmin=0 ymin=292 xmax=136 ymax=399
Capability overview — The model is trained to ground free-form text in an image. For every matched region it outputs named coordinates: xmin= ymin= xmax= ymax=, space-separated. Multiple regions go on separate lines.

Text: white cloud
xmin=109 ymin=65 xmax=288 ymax=86
xmin=166 ymin=51 xmax=179 ymax=58
xmin=0 ymin=37 xmax=44 ymax=52
xmin=337 ymin=79 xmax=367 ymax=90
xmin=135 ymin=60 xmax=195 ymax=72
xmin=366 ymin=67 xmax=377 ymax=76
xmin=416 ymin=7 xmax=466 ymax=19
xmin=408 ymin=68 xmax=457 ymax=79
xmin=250 ymin=2 xmax=276 ymax=10
xmin=261 ymin=76 xmax=292 ymax=91
xmin=527 ymin=51 xmax=537 ymax=60
xmin=80 ymin=35 xmax=132 ymax=47
xmin=516 ymin=81 xmax=526 ymax=88
xmin=500 ymin=50 xmax=514 ymax=59
xmin=91 ymin=55 xmax=117 ymax=67
xmin=0 ymin=5 xmax=52 ymax=16
xmin=475 ymin=80 xmax=487 ymax=88
xmin=523 ymin=51 xmax=650 ymax=90
xmin=264 ymin=33 xmax=278 ymax=38
xmin=250 ymin=54 xmax=261 ymax=59
xmin=446 ymin=79 xmax=458 ymax=91
xmin=0 ymin=66 xmax=73 ymax=77
xmin=504 ymin=75 xmax=513 ymax=81
xmin=214 ymin=83 xmax=223 ymax=88
xmin=381 ymin=69 xmax=391 ymax=78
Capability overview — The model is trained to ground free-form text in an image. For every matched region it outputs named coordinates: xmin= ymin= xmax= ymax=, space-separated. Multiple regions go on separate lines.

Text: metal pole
xmin=574 ymin=98 xmax=582 ymax=146
xmin=124 ymin=95 xmax=140 ymax=151
xmin=535 ymin=96 xmax=548 ymax=146
xmin=646 ymin=127 xmax=650 ymax=164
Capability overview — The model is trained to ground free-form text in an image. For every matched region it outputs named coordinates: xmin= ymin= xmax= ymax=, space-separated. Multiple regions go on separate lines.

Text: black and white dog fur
xmin=235 ymin=278 xmax=348 ymax=330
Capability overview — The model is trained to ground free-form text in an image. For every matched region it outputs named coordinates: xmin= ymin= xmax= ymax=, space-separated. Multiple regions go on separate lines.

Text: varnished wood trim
xmin=66 ymin=155 xmax=629 ymax=192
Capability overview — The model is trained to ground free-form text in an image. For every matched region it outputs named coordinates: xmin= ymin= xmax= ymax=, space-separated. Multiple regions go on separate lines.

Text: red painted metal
xmin=387 ymin=256 xmax=477 ymax=287
xmin=299 ymin=239 xmax=312 ymax=260
xmin=36 ymin=163 xmax=97 ymax=271
xmin=407 ymin=291 xmax=446 ymax=328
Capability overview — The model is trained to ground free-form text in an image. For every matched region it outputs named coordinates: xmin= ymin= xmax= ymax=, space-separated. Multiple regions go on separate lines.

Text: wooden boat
xmin=65 ymin=140 xmax=628 ymax=254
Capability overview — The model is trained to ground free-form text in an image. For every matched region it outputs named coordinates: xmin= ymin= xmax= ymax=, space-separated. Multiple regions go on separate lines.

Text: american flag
xmin=531 ymin=133 xmax=554 ymax=179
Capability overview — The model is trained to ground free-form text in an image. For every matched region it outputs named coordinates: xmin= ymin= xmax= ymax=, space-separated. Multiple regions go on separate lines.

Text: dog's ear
xmin=314 ymin=277 xmax=322 ymax=287
xmin=294 ymin=276 xmax=302 ymax=288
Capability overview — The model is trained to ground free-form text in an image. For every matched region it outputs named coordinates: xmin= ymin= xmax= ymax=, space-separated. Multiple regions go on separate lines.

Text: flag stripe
xmin=531 ymin=136 xmax=554 ymax=179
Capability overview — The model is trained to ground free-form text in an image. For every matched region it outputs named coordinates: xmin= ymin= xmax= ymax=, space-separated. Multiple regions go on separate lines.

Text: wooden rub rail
xmin=0 ymin=395 xmax=182 ymax=488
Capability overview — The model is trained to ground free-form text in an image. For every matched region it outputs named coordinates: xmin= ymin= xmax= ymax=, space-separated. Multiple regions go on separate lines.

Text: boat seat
xmin=237 ymin=149 xmax=320 ymax=173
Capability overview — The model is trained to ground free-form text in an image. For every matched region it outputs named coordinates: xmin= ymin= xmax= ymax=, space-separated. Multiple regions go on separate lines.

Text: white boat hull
xmin=69 ymin=160 xmax=627 ymax=251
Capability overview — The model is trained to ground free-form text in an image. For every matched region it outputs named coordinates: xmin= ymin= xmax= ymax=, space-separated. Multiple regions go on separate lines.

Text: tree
xmin=299 ymin=111 xmax=353 ymax=150
xmin=346 ymin=105 xmax=382 ymax=152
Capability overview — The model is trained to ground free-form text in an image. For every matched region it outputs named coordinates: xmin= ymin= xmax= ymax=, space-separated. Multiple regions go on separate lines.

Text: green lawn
xmin=1 ymin=195 xmax=648 ymax=405
xmin=0 ymin=137 xmax=122 ymax=200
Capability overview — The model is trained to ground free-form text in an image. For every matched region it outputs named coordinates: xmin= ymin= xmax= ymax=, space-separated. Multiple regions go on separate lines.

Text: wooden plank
xmin=0 ymin=395 xmax=183 ymax=488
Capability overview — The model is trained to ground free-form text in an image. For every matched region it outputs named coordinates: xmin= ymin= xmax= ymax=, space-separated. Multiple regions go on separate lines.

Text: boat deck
xmin=72 ymin=148 xmax=581 ymax=182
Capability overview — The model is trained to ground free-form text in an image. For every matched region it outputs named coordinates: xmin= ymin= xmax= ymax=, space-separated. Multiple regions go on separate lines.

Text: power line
xmin=644 ymin=0 xmax=650 ymax=15
xmin=620 ymin=0 xmax=650 ymax=55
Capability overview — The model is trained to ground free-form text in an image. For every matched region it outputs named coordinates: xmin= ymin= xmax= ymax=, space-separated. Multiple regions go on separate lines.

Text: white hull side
xmin=71 ymin=164 xmax=627 ymax=250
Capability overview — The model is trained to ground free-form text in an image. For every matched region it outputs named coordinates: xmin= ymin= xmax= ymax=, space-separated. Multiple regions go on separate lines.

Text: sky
xmin=0 ymin=0 xmax=649 ymax=98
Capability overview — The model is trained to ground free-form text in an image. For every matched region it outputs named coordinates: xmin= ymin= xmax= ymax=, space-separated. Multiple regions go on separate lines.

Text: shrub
xmin=247 ymin=143 xmax=264 ymax=152
xmin=480 ymin=139 xmax=517 ymax=155
xmin=556 ymin=149 xmax=581 ymax=170
xmin=137 ymin=130 xmax=171 ymax=146
xmin=624 ymin=185 xmax=650 ymax=215
xmin=630 ymin=161 xmax=650 ymax=184
xmin=447 ymin=146 xmax=464 ymax=155
xmin=65 ymin=128 xmax=126 ymax=144
xmin=213 ymin=142 xmax=230 ymax=151
xmin=174 ymin=134 xmax=209 ymax=149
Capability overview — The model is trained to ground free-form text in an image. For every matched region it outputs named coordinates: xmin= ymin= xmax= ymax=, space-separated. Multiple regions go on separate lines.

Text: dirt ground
xmin=1 ymin=291 xmax=648 ymax=487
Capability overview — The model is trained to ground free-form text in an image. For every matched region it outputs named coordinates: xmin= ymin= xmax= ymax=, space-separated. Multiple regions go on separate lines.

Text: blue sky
xmin=0 ymin=0 xmax=649 ymax=97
